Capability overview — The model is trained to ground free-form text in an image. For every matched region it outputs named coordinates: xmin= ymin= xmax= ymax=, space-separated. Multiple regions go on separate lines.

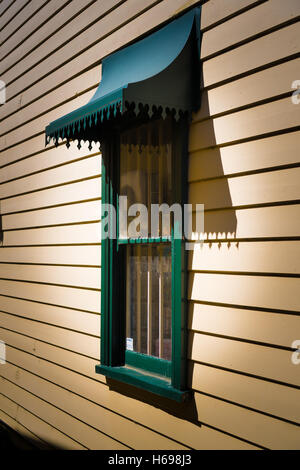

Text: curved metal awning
xmin=45 ymin=7 xmax=201 ymax=149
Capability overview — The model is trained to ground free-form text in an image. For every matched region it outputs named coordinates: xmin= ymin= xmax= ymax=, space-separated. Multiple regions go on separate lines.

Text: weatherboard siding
xmin=0 ymin=0 xmax=299 ymax=449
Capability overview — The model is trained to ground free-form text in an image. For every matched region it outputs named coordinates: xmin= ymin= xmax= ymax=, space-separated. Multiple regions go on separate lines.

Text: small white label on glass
xmin=126 ymin=337 xmax=133 ymax=351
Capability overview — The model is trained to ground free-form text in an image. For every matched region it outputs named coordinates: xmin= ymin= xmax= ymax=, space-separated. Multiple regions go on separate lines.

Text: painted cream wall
xmin=0 ymin=0 xmax=299 ymax=449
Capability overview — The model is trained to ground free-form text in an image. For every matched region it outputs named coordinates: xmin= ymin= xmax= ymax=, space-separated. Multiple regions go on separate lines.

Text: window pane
xmin=126 ymin=243 xmax=172 ymax=360
xmin=120 ymin=118 xmax=173 ymax=238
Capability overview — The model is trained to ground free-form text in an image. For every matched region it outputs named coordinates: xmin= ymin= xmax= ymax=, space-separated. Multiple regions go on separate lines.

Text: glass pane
xmin=126 ymin=243 xmax=172 ymax=360
xmin=126 ymin=245 xmax=148 ymax=354
xmin=120 ymin=118 xmax=173 ymax=238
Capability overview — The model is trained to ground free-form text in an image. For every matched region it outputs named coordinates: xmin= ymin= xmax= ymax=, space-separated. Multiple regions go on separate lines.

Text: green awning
xmin=45 ymin=7 xmax=201 ymax=150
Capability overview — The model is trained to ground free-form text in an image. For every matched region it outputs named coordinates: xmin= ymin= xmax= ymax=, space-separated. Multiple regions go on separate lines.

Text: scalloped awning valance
xmin=45 ymin=7 xmax=201 ymax=150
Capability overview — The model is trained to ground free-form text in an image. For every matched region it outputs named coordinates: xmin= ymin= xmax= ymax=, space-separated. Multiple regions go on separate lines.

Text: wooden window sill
xmin=95 ymin=364 xmax=192 ymax=402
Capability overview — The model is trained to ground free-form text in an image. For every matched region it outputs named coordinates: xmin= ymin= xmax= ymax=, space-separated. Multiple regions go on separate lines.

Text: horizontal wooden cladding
xmin=200 ymin=0 xmax=263 ymax=30
xmin=3 ymin=222 xmax=101 ymax=246
xmin=0 ymin=388 xmax=24 ymax=423
xmin=0 ymin=376 xmax=128 ymax=450
xmin=188 ymin=241 xmax=300 ymax=275
xmin=0 ymin=142 xmax=100 ymax=179
xmin=0 ymin=135 xmax=49 ymax=168
xmin=2 ymin=348 xmax=186 ymax=449
xmin=1 ymin=342 xmax=258 ymax=450
xmin=189 ymin=168 xmax=300 ymax=210
xmin=1 ymin=328 xmax=102 ymax=381
xmin=202 ymin=21 xmax=300 ymax=88
xmin=196 ymin=58 xmax=300 ymax=120
xmin=0 ymin=295 xmax=100 ymax=336
xmin=2 ymin=0 xmax=94 ymax=67
xmin=1 ymin=178 xmax=101 ymax=214
xmin=0 ymin=246 xmax=100 ymax=265
xmin=0 ymin=0 xmax=257 ymax=63
xmin=2 ymin=0 xmax=159 ymax=91
xmin=200 ymin=0 xmax=300 ymax=60
xmin=189 ymin=332 xmax=300 ymax=388
xmin=199 ymin=204 xmax=300 ymax=239
xmin=2 ymin=200 xmax=101 ymax=230
xmin=0 ymin=66 xmax=100 ymax=135
xmin=0 ymin=263 xmax=101 ymax=289
xmin=2 ymin=0 xmax=263 ymax=77
xmin=0 ymin=405 xmax=49 ymax=451
xmin=0 ymin=0 xmax=15 ymax=17
xmin=1 ymin=0 xmax=122 ymax=84
xmin=188 ymin=131 xmax=300 ymax=181
xmin=0 ymin=313 xmax=99 ymax=359
xmin=0 ymin=0 xmax=15 ymax=20
xmin=193 ymin=392 xmax=300 ymax=450
xmin=7 ymin=322 xmax=298 ymax=448
xmin=0 ymin=136 xmax=99 ymax=170
xmin=189 ymin=97 xmax=299 ymax=151
xmin=0 ymin=311 xmax=99 ymax=358
xmin=0 ymin=279 xmax=100 ymax=313
xmin=0 ymin=155 xmax=101 ymax=198
xmin=0 ymin=363 xmax=189 ymax=450
xmin=0 ymin=395 xmax=85 ymax=449
xmin=0 ymin=88 xmax=95 ymax=151
xmin=188 ymin=302 xmax=300 ymax=349
xmin=191 ymin=363 xmax=300 ymax=426
xmin=189 ymin=272 xmax=300 ymax=312
xmin=0 ymin=0 xmax=28 ymax=30
xmin=2 ymin=1 xmax=49 ymax=50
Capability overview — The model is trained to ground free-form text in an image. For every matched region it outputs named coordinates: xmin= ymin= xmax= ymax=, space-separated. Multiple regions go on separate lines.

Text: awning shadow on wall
xmin=185 ymin=88 xmax=238 ymax=423
xmin=188 ymin=89 xmax=237 ymax=244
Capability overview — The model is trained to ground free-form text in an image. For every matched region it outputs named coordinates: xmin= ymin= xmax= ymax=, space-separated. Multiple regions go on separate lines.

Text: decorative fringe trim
xmin=45 ymin=101 xmax=187 ymax=151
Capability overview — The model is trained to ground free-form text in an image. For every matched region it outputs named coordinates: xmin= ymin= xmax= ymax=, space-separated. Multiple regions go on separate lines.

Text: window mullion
xmin=158 ymin=246 xmax=163 ymax=359
xmin=126 ymin=247 xmax=131 ymax=342
xmin=137 ymin=244 xmax=142 ymax=352
xmin=147 ymin=245 xmax=152 ymax=356
xmin=146 ymin=123 xmax=152 ymax=356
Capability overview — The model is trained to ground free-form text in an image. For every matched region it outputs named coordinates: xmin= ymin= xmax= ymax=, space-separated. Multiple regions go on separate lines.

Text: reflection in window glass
xmin=126 ymin=244 xmax=172 ymax=361
xmin=120 ymin=118 xmax=173 ymax=238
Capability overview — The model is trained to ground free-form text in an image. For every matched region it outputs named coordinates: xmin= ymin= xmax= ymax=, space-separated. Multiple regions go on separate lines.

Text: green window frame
xmin=95 ymin=114 xmax=192 ymax=403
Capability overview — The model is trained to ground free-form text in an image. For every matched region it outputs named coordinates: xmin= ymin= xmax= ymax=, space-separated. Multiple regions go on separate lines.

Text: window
xmin=96 ymin=112 xmax=191 ymax=402
xmin=120 ymin=118 xmax=173 ymax=364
